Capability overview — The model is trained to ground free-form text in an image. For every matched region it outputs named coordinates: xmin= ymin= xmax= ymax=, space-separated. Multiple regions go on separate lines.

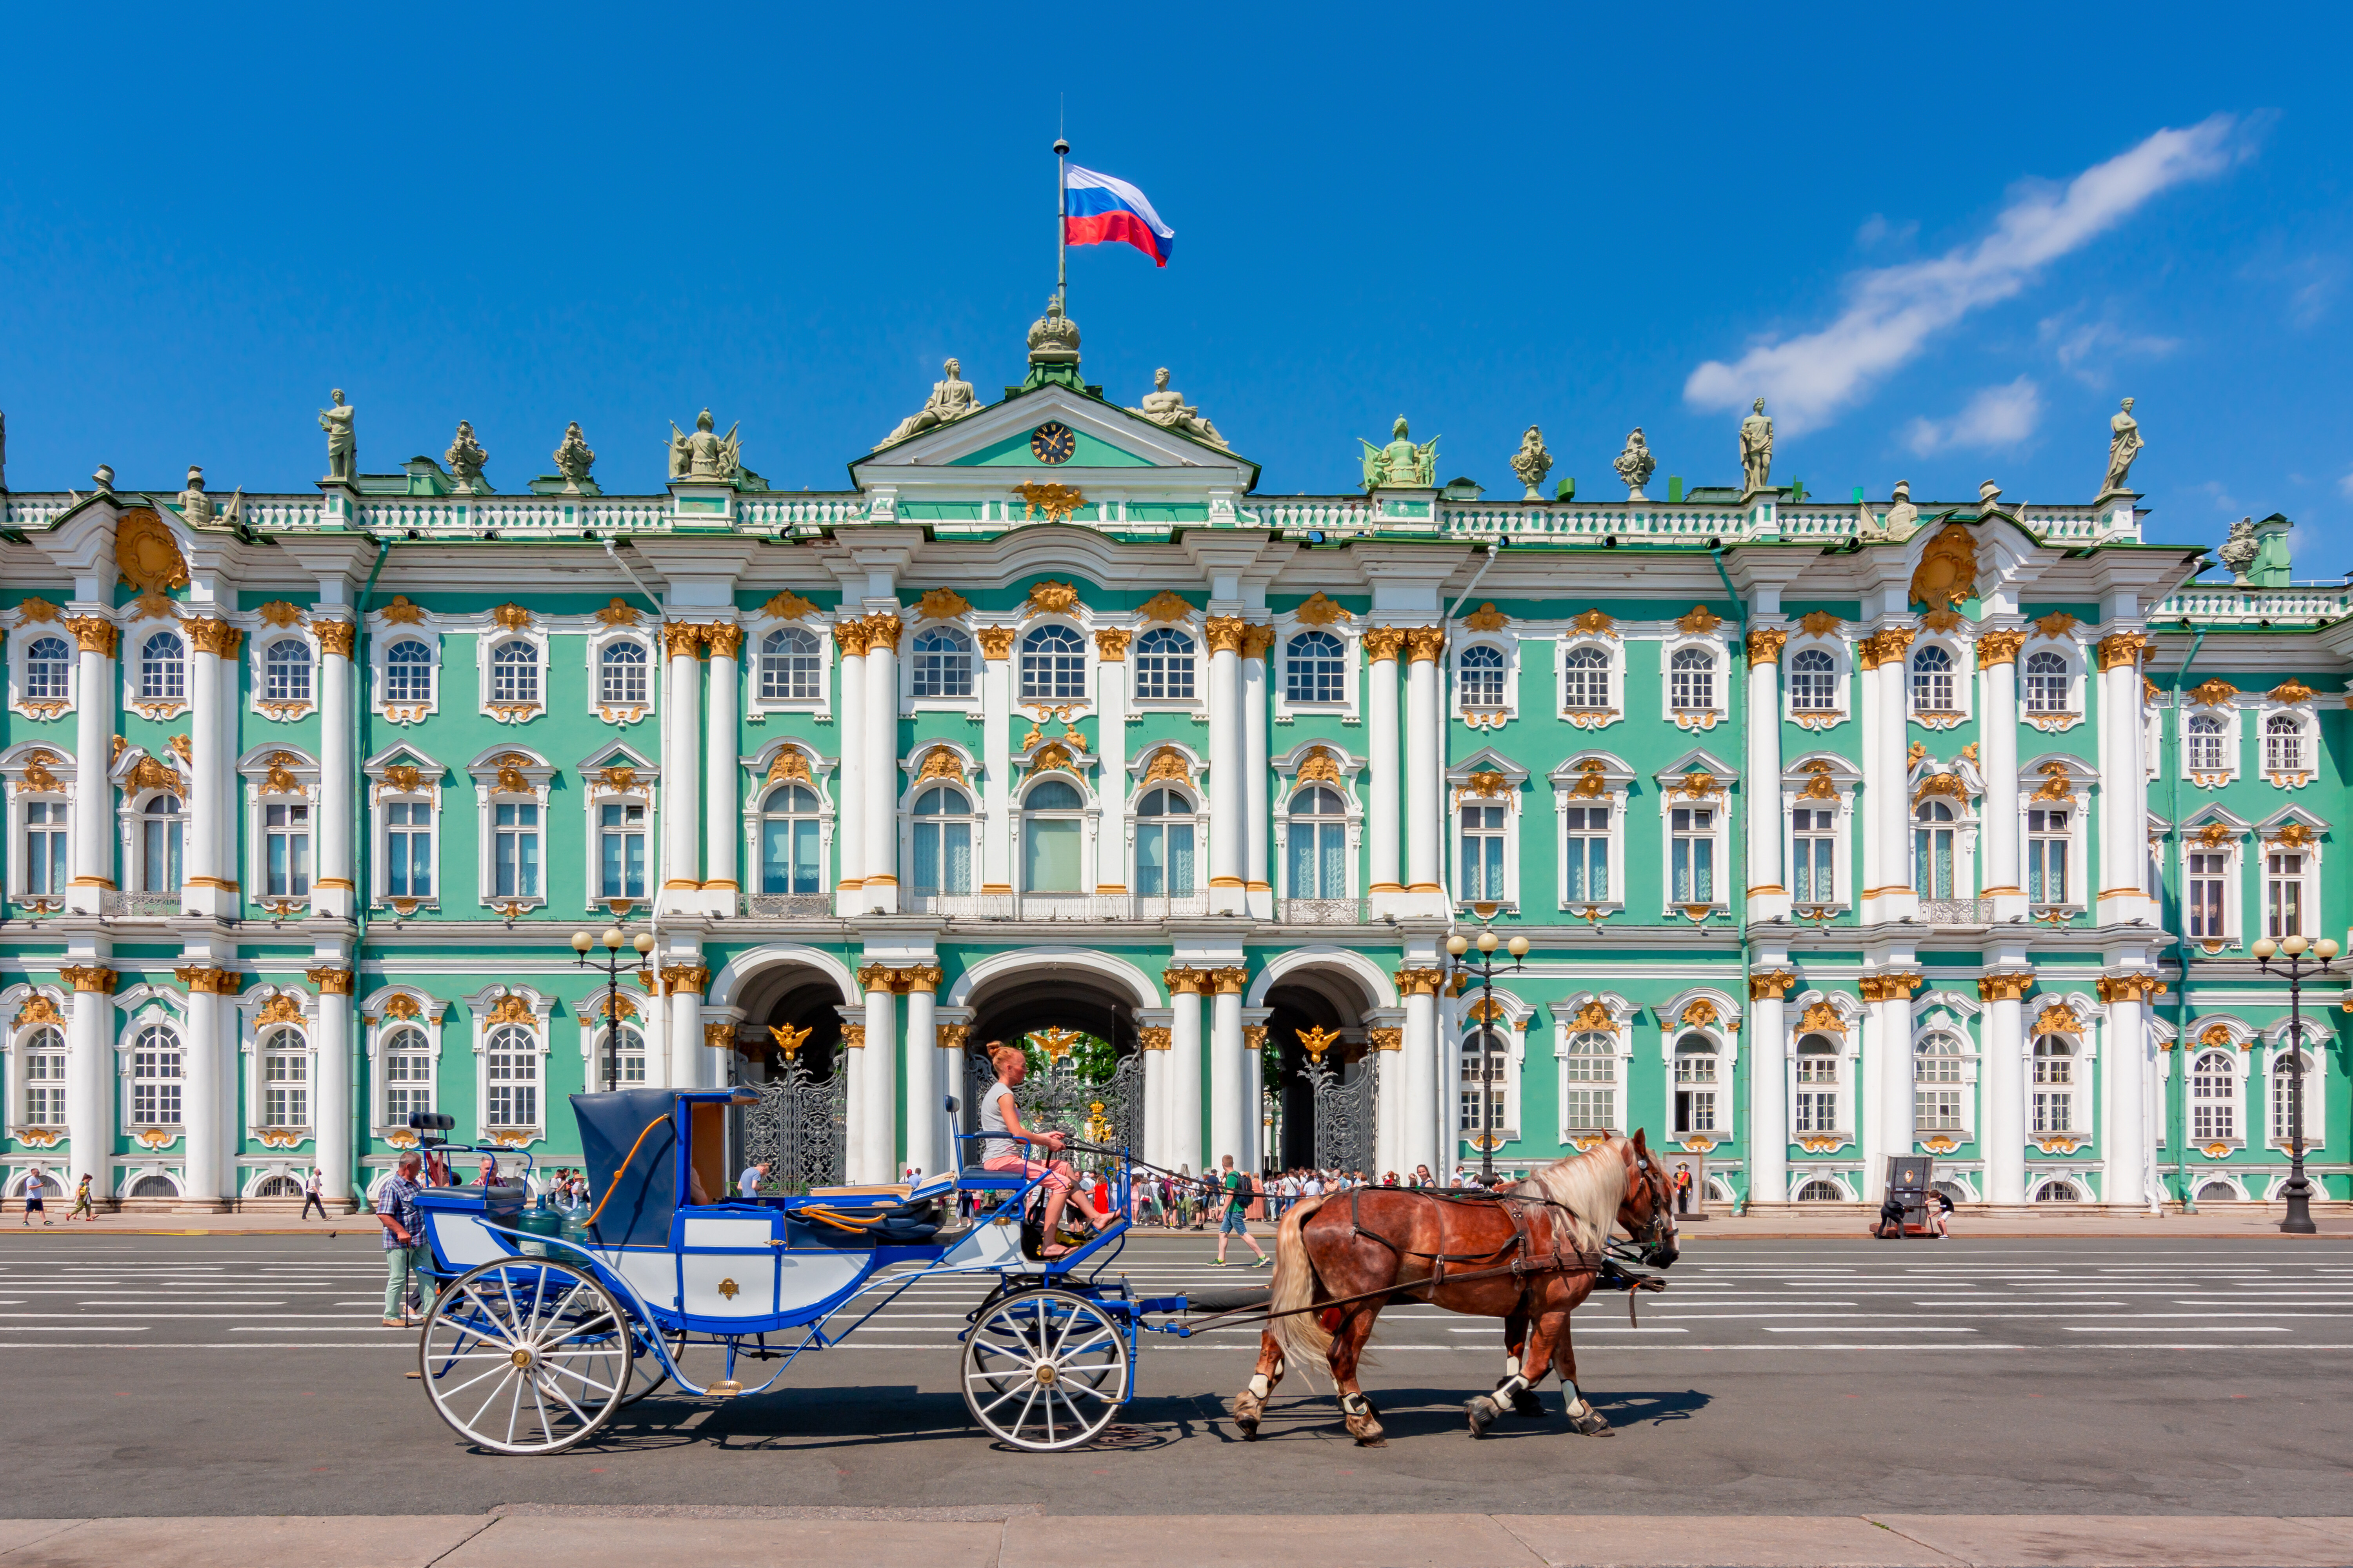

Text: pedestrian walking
xmin=1211 ymin=1154 xmax=1268 ymax=1267
xmin=377 ymin=1152 xmax=435 ymax=1326
xmin=739 ymin=1159 xmax=768 ymax=1198
xmin=301 ymin=1168 xmax=328 ymax=1220
xmin=69 ymin=1172 xmax=97 ymax=1222
xmin=20 ymin=1166 xmax=51 ymax=1227
xmin=1932 ymin=1186 xmax=1954 ymax=1239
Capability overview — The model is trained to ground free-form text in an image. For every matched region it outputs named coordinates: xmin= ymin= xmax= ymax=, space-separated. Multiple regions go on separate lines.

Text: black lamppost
xmin=571 ymin=922 xmax=656 ymax=1092
xmin=1447 ymin=909 xmax=1529 ymax=1185
xmin=2251 ymin=931 xmax=2337 ymax=1235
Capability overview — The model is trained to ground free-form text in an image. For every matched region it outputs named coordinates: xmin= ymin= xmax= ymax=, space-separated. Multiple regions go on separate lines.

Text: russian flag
xmin=1064 ymin=165 xmax=1174 ymax=267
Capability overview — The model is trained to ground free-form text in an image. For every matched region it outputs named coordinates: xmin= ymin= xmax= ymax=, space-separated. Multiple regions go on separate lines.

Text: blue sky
xmin=4 ymin=5 xmax=2349 ymax=576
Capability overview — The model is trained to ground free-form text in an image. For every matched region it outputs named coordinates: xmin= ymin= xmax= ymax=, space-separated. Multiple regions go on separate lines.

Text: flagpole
xmin=1053 ymin=135 xmax=1069 ymax=311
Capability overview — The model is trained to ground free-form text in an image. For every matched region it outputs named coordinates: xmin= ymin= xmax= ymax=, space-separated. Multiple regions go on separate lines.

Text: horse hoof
xmin=1234 ymin=1391 xmax=1264 ymax=1427
xmin=1354 ymin=1434 xmax=1389 ymax=1448
xmin=1510 ymin=1390 xmax=1547 ymax=1419
xmin=1569 ymin=1409 xmax=1613 ymax=1436
xmin=1466 ymin=1395 xmax=1500 ymax=1436
xmin=1237 ymin=1422 xmax=1261 ymax=1442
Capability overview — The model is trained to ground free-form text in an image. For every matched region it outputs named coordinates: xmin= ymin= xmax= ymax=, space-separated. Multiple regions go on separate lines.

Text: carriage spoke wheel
xmin=618 ymin=1325 xmax=674 ymax=1407
xmin=962 ymin=1288 xmax=1126 ymax=1452
xmin=420 ymin=1258 xmax=629 ymax=1454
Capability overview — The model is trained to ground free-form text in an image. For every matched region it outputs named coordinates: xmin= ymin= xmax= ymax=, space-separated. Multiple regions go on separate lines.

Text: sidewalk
xmin=4 ymin=1509 xmax=2351 ymax=1568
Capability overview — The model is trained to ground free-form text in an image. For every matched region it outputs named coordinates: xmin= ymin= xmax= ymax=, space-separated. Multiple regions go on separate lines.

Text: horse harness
xmin=1342 ymin=1186 xmax=1600 ymax=1309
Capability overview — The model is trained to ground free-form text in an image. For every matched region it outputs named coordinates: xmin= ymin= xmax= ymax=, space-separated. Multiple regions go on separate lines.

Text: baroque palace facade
xmin=0 ymin=306 xmax=2344 ymax=1212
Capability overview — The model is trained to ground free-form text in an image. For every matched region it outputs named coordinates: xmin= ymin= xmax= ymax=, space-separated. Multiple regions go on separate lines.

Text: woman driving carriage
xmin=977 ymin=1040 xmax=1119 ymax=1258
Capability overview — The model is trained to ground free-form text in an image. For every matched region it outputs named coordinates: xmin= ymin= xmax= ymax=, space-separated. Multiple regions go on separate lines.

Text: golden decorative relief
xmin=1137 ymin=590 xmax=1194 ymax=624
xmin=255 ymin=993 xmax=305 ymax=1026
xmin=381 ymin=994 xmax=425 ymax=1020
xmin=1746 ymin=970 xmax=1798 ymax=1001
xmin=1909 ymin=523 xmax=1978 ymax=610
xmin=2198 ymin=1022 xmax=2236 ymax=1050
xmin=13 ymin=995 xmax=64 ymax=1026
xmin=1013 ymin=483 xmax=1086 ymax=524
xmin=493 ymin=754 xmax=535 ymax=794
xmin=1920 ymin=608 xmax=1964 ymax=633
xmin=1463 ymin=769 xmax=1508 ymax=798
xmin=2032 ymin=761 xmax=2076 ymax=802
xmin=22 ymin=751 xmax=62 ymax=792
xmin=17 ymin=596 xmax=60 ymax=622
xmin=1571 ymin=609 xmax=1618 ymax=639
xmin=1296 ymin=1024 xmax=1343 ymax=1062
xmin=255 ymin=601 xmax=307 ymax=629
xmin=378 ymin=595 xmax=427 ymax=625
xmin=766 ymin=748 xmax=813 ymax=783
xmin=857 ymin=614 xmax=899 ymax=655
xmin=2266 ymin=820 xmax=2316 ymax=848
xmin=115 ymin=508 xmax=190 ymax=593
xmin=1361 ymin=626 xmax=1407 ymax=662
xmin=486 ymin=993 xmax=536 ymax=1026
xmin=63 ymin=615 xmax=118 ymax=657
xmin=1796 ymin=1136 xmax=1846 ymax=1155
xmin=1027 ymin=579 xmax=1082 ymax=616
xmin=663 ymin=621 xmax=709 ymax=658
xmin=2095 ymin=631 xmax=2149 ymax=672
xmin=1392 ymin=967 xmax=1447 ymax=997
xmin=1745 ymin=628 xmax=1787 ymax=664
xmin=174 ymin=966 xmax=244 ymax=996
xmin=915 ymin=747 xmax=966 ymax=783
xmin=1161 ymin=966 xmax=1208 ymax=995
xmin=1143 ymin=747 xmax=1192 ymax=783
xmin=591 ymin=597 xmax=642 ymax=628
xmin=1798 ymin=1000 xmax=1847 ymax=1035
xmin=490 ymin=603 xmax=533 ymax=631
xmin=1204 ymin=615 xmax=1247 ymax=655
xmin=1976 ymin=972 xmax=2036 ymax=1003
xmin=1680 ymin=999 xmax=1720 ymax=1029
xmin=2201 ymin=1142 xmax=2233 ymax=1160
xmin=1369 ymin=1028 xmax=1404 ymax=1053
xmin=1029 ymin=741 xmax=1074 ymax=772
xmin=1974 ymin=629 xmax=2026 ymax=668
xmin=1676 ymin=770 xmax=1718 ymax=799
xmin=1569 ymin=760 xmax=1610 ymax=799
xmin=1798 ymin=762 xmax=1839 ymax=801
xmin=1463 ymin=602 xmax=1509 ymax=632
xmin=1676 ymin=605 xmax=1723 ymax=635
xmin=2032 ymin=1003 xmax=2079 ymax=1037
xmin=1297 ymin=745 xmax=1342 ymax=783
xmin=1857 ymin=972 xmax=1923 ymax=1003
xmin=657 ymin=964 xmax=711 ymax=996
xmin=915 ymin=586 xmax=971 ymax=621
xmin=1294 ymin=591 xmax=1353 ymax=626
xmin=262 ymin=753 xmax=304 ymax=795
xmin=1093 ymin=627 xmax=1131 ymax=661
xmin=1568 ymin=1000 xmax=1615 ymax=1033
xmin=2032 ymin=610 xmax=2078 ymax=639
xmin=2188 ymin=678 xmax=2240 ymax=708
xmin=128 ymin=755 xmax=184 ymax=795
xmin=2269 ymin=678 xmax=2315 ymax=706
xmin=597 ymin=765 xmax=641 ymax=794
xmin=1404 ymin=626 xmax=1447 ymax=664
xmin=1136 ymin=1026 xmax=1172 ymax=1053
xmin=1242 ymin=623 xmax=1276 ymax=660
xmin=975 ymin=626 xmax=1016 ymax=660
xmin=1796 ymin=610 xmax=1842 ymax=639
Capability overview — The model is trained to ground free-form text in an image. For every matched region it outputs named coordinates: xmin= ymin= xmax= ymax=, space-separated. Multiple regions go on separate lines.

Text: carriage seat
xmin=779 ymin=1189 xmax=943 ymax=1250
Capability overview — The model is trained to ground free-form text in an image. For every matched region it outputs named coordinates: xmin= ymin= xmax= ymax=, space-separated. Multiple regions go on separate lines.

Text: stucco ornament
xmin=115 ymin=508 xmax=190 ymax=593
xmin=1027 ymin=296 xmax=1081 ymax=367
xmin=1857 ymin=480 xmax=1922 ymax=543
xmin=1509 ymin=426 xmax=1552 ymax=500
xmin=445 ymin=421 xmax=490 ymax=493
xmin=1131 ymin=367 xmax=1228 ymax=449
xmin=2217 ymin=517 xmax=2258 ymax=585
xmin=553 ymin=422 xmax=596 ymax=490
xmin=2100 ymin=397 xmax=2144 ymax=496
xmin=1909 ymin=522 xmax=1978 ymax=611
xmin=667 ymin=409 xmax=741 ymax=482
xmin=878 ymin=358 xmax=981 ymax=449
xmin=1612 ymin=428 xmax=1656 ymax=501
xmin=1738 ymin=398 xmax=1773 ymax=495
xmin=318 ymin=389 xmax=357 ymax=481
xmin=1359 ymin=417 xmax=1437 ymax=491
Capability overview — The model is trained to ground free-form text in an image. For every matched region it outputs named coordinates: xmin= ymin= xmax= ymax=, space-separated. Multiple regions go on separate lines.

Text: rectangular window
xmin=386 ymin=801 xmax=433 ymax=899
xmin=1670 ymin=807 xmax=1715 ymax=904
xmin=2028 ymin=808 xmax=2069 ymax=904
xmin=493 ymin=803 xmax=541 ymax=899
xmin=265 ymin=803 xmax=312 ymax=897
xmin=1458 ymin=1052 xmax=1507 ymax=1134
xmin=142 ymin=811 xmax=184 ymax=893
xmin=23 ymin=1051 xmax=65 ymax=1126
xmin=2186 ymin=850 xmax=2227 ymax=939
xmin=1794 ymin=1090 xmax=1838 ymax=1134
xmin=25 ymin=801 xmax=69 ymax=897
xmin=1136 ymin=822 xmax=1195 ymax=899
xmin=1792 ymin=807 xmax=1837 ymax=903
xmin=762 ymin=814 xmax=826 ymax=896
xmin=2266 ymin=852 xmax=2305 ymax=938
xmin=265 ymin=1053 xmax=309 ymax=1126
xmin=2031 ymin=1090 xmax=2073 ymax=1135
xmin=1915 ymin=1088 xmax=1962 ymax=1131
xmin=1024 ymin=819 xmax=1082 ymax=893
xmin=133 ymin=1048 xmax=183 ymax=1126
xmin=1563 ymin=805 xmax=1609 ymax=903
xmin=487 ymin=1051 xmax=538 ymax=1128
xmin=599 ymin=802 xmax=647 ymax=900
xmin=1675 ymin=1088 xmax=1717 ymax=1134
xmin=1459 ymin=805 xmax=1506 ymax=903
xmin=1561 ymin=1088 xmax=1613 ymax=1131
xmin=385 ymin=1053 xmax=433 ymax=1123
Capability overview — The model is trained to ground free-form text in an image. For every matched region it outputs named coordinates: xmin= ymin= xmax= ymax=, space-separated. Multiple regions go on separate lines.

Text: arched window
xmin=382 ymin=1025 xmax=434 ymax=1123
xmin=138 ymin=793 xmax=185 ymax=893
xmin=1910 ymin=645 xmax=1955 ymax=711
xmin=1562 ymin=1031 xmax=1615 ymax=1132
xmin=2187 ymin=714 xmax=2227 ymax=772
xmin=760 ymin=784 xmax=824 ymax=896
xmin=386 ymin=639 xmax=433 ymax=703
xmin=909 ymin=784 xmax=973 ymax=897
xmin=1669 ymin=646 xmax=1715 ymax=711
xmin=1459 ymin=644 xmax=1506 ymax=710
xmin=1788 ymin=648 xmax=1835 ymax=711
xmin=1912 ymin=799 xmax=1957 ymax=899
xmin=252 ymin=1174 xmax=301 ymax=1199
xmin=2024 ymin=650 xmax=2069 ymax=713
xmin=911 ymin=627 xmax=973 ymax=699
xmin=1914 ymin=1034 xmax=1964 ymax=1131
xmin=1134 ymin=785 xmax=1196 ymax=899
xmin=2195 ymin=1179 xmax=2241 ymax=1205
xmin=261 ymin=1026 xmax=309 ymax=1127
xmin=1285 ymin=631 xmax=1346 ymax=704
xmin=1561 ymin=644 xmax=1610 ymax=711
xmin=1134 ymin=628 xmax=1196 ymax=701
xmin=1795 ymin=1178 xmax=1844 ymax=1201
xmin=1286 ymin=785 xmax=1348 ymax=900
xmin=1458 ymin=799 xmax=1506 ymax=902
xmin=1672 ymin=1033 xmax=1718 ymax=1135
xmin=597 ymin=1024 xmax=647 ymax=1090
xmin=24 ymin=635 xmax=71 ymax=702
xmin=759 ymin=628 xmax=822 ymax=702
xmin=1019 ymin=626 xmax=1086 ymax=703
xmin=598 ymin=640 xmax=649 ymax=706
xmin=484 ymin=1024 xmax=538 ymax=1128
xmin=2190 ymin=1050 xmax=2237 ymax=1141
xmin=2031 ymin=1035 xmax=2077 ymax=1134
xmin=139 ymin=631 xmax=186 ymax=702
xmin=265 ymin=640 xmax=313 ymax=704
xmin=1021 ymin=778 xmax=1085 ymax=893
xmin=2264 ymin=713 xmax=2304 ymax=775
xmin=490 ymin=639 xmax=539 ymax=705
xmin=2035 ymin=1179 xmax=2082 ymax=1203
xmin=132 ymin=1023 xmax=184 ymax=1126
xmin=1794 ymin=1033 xmax=1839 ymax=1133
xmin=2272 ymin=1047 xmax=2318 ymax=1145
xmin=1459 ymin=1027 xmax=1509 ymax=1136
xmin=19 ymin=1025 xmax=65 ymax=1127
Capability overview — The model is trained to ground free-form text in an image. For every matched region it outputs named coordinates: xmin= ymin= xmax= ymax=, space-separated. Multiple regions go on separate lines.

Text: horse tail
xmin=1266 ymin=1192 xmax=1335 ymax=1377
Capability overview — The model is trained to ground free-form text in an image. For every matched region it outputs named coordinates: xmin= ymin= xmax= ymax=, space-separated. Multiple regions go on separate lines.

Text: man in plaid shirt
xmin=376 ymin=1151 xmax=435 ymax=1326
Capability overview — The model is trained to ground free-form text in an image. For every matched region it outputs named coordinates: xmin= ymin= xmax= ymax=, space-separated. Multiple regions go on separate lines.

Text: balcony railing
xmin=908 ymin=892 xmax=1211 ymax=922
xmin=1280 ymin=897 xmax=1371 ymax=925
xmin=744 ymin=893 xmax=833 ymax=918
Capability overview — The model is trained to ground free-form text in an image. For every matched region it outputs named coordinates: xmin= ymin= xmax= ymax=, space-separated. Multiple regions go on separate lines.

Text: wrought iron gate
xmin=967 ymin=1051 xmax=1145 ymax=1160
xmin=1310 ymin=1057 xmax=1377 ymax=1175
xmin=737 ymin=1056 xmax=846 ymax=1195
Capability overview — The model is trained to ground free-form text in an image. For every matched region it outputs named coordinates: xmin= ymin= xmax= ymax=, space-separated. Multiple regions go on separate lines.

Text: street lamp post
xmin=1447 ymin=906 xmax=1530 ymax=1186
xmin=572 ymin=923 xmax=657 ymax=1093
xmin=2251 ymin=933 xmax=2337 ymax=1235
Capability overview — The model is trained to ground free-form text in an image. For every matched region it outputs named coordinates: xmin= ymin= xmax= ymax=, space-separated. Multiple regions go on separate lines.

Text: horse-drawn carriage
xmin=405 ymin=1088 xmax=1677 ymax=1455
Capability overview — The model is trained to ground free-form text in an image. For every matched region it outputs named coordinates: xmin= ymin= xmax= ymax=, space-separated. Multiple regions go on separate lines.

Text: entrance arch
xmin=1261 ymin=962 xmax=1390 ymax=1176
xmin=952 ymin=949 xmax=1160 ymax=1164
xmin=713 ymin=948 xmax=857 ymax=1193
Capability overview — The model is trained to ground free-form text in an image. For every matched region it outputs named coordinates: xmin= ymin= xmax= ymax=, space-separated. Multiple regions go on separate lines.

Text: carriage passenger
xmin=977 ymin=1041 xmax=1120 ymax=1258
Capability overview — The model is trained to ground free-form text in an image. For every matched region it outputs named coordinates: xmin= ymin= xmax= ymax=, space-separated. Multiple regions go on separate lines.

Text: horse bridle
xmin=1626 ymin=1148 xmax=1677 ymax=1266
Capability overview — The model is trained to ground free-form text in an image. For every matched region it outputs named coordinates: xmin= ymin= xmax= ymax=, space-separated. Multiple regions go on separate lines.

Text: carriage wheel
xmin=419 ymin=1258 xmax=630 ymax=1454
xmin=962 ymin=1288 xmax=1127 ymax=1452
xmin=617 ymin=1324 xmax=672 ymax=1407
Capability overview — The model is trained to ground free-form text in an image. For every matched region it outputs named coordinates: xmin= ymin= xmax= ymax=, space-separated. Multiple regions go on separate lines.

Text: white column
xmin=2102 ymin=976 xmax=2152 ymax=1211
xmin=1243 ymin=629 xmax=1271 ymax=918
xmin=315 ymin=622 xmax=356 ymax=920
xmin=1402 ymin=978 xmax=1439 ymax=1177
xmin=311 ymin=968 xmax=354 ymax=1207
xmin=980 ymin=629 xmax=1013 ymax=897
xmin=1366 ymin=632 xmax=1402 ymax=909
xmin=180 ymin=976 xmax=225 ymax=1207
xmin=1242 ymin=1027 xmax=1263 ymax=1173
xmin=2095 ymin=635 xmax=2152 ymax=922
xmin=1094 ymin=630 xmax=1128 ymax=893
xmin=667 ymin=968 xmax=707 ymax=1090
xmin=1856 ymin=654 xmax=1885 ymax=906
xmin=703 ymin=624 xmax=741 ymax=913
xmin=1746 ymin=631 xmax=1787 ymax=922
xmin=864 ymin=614 xmax=901 ymax=914
xmin=862 ymin=980 xmax=899 ymax=1182
xmin=1863 ymin=976 xmax=1918 ymax=1200
xmin=1209 ymin=970 xmax=1245 ymax=1170
xmin=832 ymin=622 xmax=867 ymax=914
xmin=1876 ymin=630 xmax=1917 ymax=920
xmin=1404 ymin=630 xmax=1442 ymax=907
xmin=902 ymin=974 xmax=938 ymax=1181
xmin=1140 ymin=1017 xmax=1170 ymax=1167
xmin=1980 ymin=637 xmax=2024 ymax=919
xmin=182 ymin=620 xmax=235 ymax=919
xmin=1747 ymin=974 xmax=1791 ymax=1204
xmin=1206 ymin=620 xmax=1245 ymax=913
xmin=1168 ymin=978 xmax=1204 ymax=1174
xmin=660 ymin=625 xmax=703 ymax=913
xmin=1373 ymin=1030 xmax=1404 ymax=1179
xmin=64 ymin=970 xmax=114 ymax=1203
xmin=1982 ymin=975 xmax=2028 ymax=1205
xmin=67 ymin=619 xmax=117 ymax=915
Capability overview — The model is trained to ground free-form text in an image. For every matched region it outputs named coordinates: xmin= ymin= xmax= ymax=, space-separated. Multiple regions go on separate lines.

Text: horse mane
xmin=1512 ymin=1139 xmax=1628 ymax=1254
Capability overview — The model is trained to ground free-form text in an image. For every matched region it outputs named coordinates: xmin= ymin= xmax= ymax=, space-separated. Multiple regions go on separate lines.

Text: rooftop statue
xmin=667 ymin=408 xmax=742 ymax=483
xmin=1509 ymin=426 xmax=1552 ymax=500
xmin=1857 ymin=479 xmax=1922 ymax=543
xmin=877 ymin=358 xmax=981 ymax=449
xmin=2217 ymin=516 xmax=2258 ymax=585
xmin=318 ymin=389 xmax=356 ymax=482
xmin=2100 ymin=397 xmax=2144 ymax=497
xmin=176 ymin=465 xmax=240 ymax=529
xmin=1132 ymin=367 xmax=1228 ymax=450
xmin=553 ymin=422 xmax=596 ymax=490
xmin=1360 ymin=416 xmax=1438 ymax=491
xmin=1027 ymin=295 xmax=1081 ymax=366
xmin=1739 ymin=397 xmax=1773 ymax=495
xmin=1613 ymin=427 xmax=1656 ymax=501
xmin=445 ymin=420 xmax=490 ymax=493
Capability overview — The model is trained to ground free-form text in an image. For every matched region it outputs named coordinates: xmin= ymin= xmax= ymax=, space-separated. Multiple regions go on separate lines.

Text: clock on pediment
xmin=1029 ymin=422 xmax=1076 ymax=465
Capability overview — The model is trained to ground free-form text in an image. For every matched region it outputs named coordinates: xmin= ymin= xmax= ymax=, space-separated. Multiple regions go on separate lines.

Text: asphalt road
xmin=3 ymin=1230 xmax=2349 ymax=1517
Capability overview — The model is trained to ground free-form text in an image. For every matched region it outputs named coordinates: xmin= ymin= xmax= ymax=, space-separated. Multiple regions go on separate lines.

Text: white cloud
xmin=2336 ymin=469 xmax=2353 ymax=500
xmin=2038 ymin=311 xmax=2179 ymax=378
xmin=1902 ymin=378 xmax=2044 ymax=456
xmin=1686 ymin=116 xmax=2248 ymax=433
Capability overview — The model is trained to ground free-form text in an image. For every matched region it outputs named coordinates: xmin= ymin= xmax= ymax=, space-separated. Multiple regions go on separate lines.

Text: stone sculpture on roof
xmin=2217 ymin=516 xmax=2258 ymax=584
xmin=1360 ymin=417 xmax=1438 ymax=491
xmin=1613 ymin=428 xmax=1656 ymax=501
xmin=1131 ymin=367 xmax=1228 ymax=450
xmin=2100 ymin=397 xmax=2144 ymax=497
xmin=668 ymin=409 xmax=742 ymax=482
xmin=553 ymin=422 xmax=596 ymax=490
xmin=1858 ymin=479 xmax=1922 ymax=544
xmin=445 ymin=421 xmax=490 ymax=493
xmin=1739 ymin=397 xmax=1774 ymax=495
xmin=1509 ymin=426 xmax=1552 ymax=500
xmin=318 ymin=389 xmax=356 ymax=482
xmin=878 ymin=358 xmax=982 ymax=449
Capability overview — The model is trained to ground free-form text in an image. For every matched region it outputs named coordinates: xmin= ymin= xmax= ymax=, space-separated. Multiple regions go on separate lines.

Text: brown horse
xmin=1231 ymin=1130 xmax=1677 ymax=1446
